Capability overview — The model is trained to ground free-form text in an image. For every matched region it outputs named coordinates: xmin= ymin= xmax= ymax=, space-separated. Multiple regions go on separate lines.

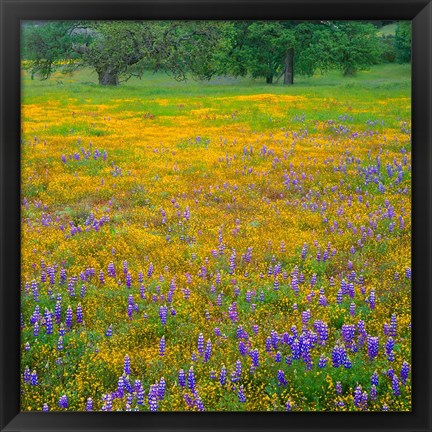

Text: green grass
xmin=23 ymin=63 xmax=410 ymax=103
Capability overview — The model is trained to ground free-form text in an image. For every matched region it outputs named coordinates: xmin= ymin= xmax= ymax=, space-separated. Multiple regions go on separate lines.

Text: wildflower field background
xmin=21 ymin=63 xmax=411 ymax=412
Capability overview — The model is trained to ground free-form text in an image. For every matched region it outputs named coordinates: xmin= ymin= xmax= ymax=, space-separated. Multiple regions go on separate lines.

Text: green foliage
xmin=379 ymin=35 xmax=397 ymax=63
xmin=21 ymin=22 xmax=84 ymax=78
xmin=23 ymin=21 xmax=221 ymax=85
xmin=22 ymin=20 xmax=407 ymax=87
xmin=395 ymin=21 xmax=411 ymax=63
xmin=215 ymin=21 xmax=332 ymax=83
xmin=215 ymin=21 xmax=383 ymax=83
xmin=328 ymin=21 xmax=381 ymax=76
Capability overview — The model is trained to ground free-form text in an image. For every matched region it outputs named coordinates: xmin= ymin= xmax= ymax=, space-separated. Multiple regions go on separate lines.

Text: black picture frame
xmin=1 ymin=1 xmax=431 ymax=431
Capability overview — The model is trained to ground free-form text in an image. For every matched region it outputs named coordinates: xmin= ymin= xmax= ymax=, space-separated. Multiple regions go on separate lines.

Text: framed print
xmin=1 ymin=0 xmax=431 ymax=431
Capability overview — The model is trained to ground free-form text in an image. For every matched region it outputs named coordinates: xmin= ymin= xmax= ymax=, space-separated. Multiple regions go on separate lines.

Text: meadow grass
xmin=20 ymin=63 xmax=411 ymax=412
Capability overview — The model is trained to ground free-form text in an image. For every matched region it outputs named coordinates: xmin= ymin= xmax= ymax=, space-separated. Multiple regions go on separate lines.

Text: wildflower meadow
xmin=21 ymin=22 xmax=411 ymax=412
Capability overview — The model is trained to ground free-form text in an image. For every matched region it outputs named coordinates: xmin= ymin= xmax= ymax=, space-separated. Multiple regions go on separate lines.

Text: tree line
xmin=22 ymin=20 xmax=411 ymax=86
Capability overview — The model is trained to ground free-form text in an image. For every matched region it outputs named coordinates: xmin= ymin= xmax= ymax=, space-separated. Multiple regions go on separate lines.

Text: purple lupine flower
xmin=392 ymin=375 xmax=401 ymax=396
xmin=86 ymin=398 xmax=93 ymax=411
xmin=59 ymin=323 xmax=65 ymax=336
xmin=126 ymin=272 xmax=132 ymax=289
xmin=353 ymin=385 xmax=363 ymax=409
xmin=60 ymin=268 xmax=66 ymax=284
xmin=336 ymin=289 xmax=343 ymax=304
xmin=291 ymin=275 xmax=299 ymax=295
xmin=344 ymin=356 xmax=352 ymax=369
xmin=58 ymin=395 xmax=68 ymax=409
xmin=386 ymin=337 xmax=395 ymax=361
xmin=105 ymin=325 xmax=112 ymax=337
xmin=23 ymin=366 xmax=31 ymax=384
xmin=184 ymin=393 xmax=194 ymax=408
xmin=124 ymin=354 xmax=131 ymax=375
xmin=401 ymin=361 xmax=410 ymax=384
xmin=159 ymin=305 xmax=168 ymax=326
xmin=42 ymin=403 xmax=49 ymax=412
xmin=301 ymin=243 xmax=308 ymax=259
xmin=30 ymin=370 xmax=38 ymax=386
xmin=277 ymin=369 xmax=287 ymax=386
xmin=357 ymin=320 xmax=367 ymax=337
xmin=64 ymin=306 xmax=73 ymax=329
xmin=102 ymin=393 xmax=112 ymax=411
xmin=249 ymin=349 xmax=259 ymax=367
xmin=188 ymin=367 xmax=196 ymax=390
xmin=197 ymin=333 xmax=205 ymax=356
xmin=117 ymin=375 xmax=125 ymax=397
xmin=33 ymin=321 xmax=40 ymax=337
xmin=67 ymin=279 xmax=75 ymax=297
xmin=107 ymin=262 xmax=116 ymax=278
xmin=368 ymin=290 xmax=376 ymax=310
xmin=389 ymin=313 xmax=397 ymax=337
xmin=285 ymin=401 xmax=292 ymax=411
xmin=332 ymin=345 xmax=347 ymax=368
xmin=194 ymin=391 xmax=205 ymax=411
xmin=147 ymin=263 xmax=154 ymax=278
xmin=361 ymin=391 xmax=368 ymax=409
xmin=137 ymin=385 xmax=144 ymax=405
xmin=238 ymin=340 xmax=247 ymax=357
xmin=319 ymin=295 xmax=328 ymax=307
xmin=159 ymin=336 xmax=166 ymax=357
xmin=44 ymin=309 xmax=53 ymax=335
xmin=54 ymin=295 xmax=61 ymax=324
xmin=148 ymin=385 xmax=158 ymax=412
xmin=178 ymin=369 xmax=186 ymax=387
xmin=371 ymin=371 xmax=379 ymax=386
xmin=301 ymin=310 xmax=311 ymax=326
xmin=349 ymin=303 xmax=356 ymax=317
xmin=291 ymin=339 xmax=300 ymax=360
xmin=57 ymin=336 xmax=64 ymax=351
xmin=336 ymin=381 xmax=342 ymax=395
xmin=370 ymin=385 xmax=377 ymax=401
xmin=31 ymin=280 xmax=39 ymax=302
xmin=275 ymin=351 xmax=282 ymax=363
xmin=204 ymin=339 xmax=212 ymax=362
xmin=341 ymin=324 xmax=356 ymax=345
xmin=237 ymin=385 xmax=246 ymax=402
xmin=228 ymin=302 xmax=239 ymax=322
xmin=76 ymin=303 xmax=83 ymax=324
xmin=405 ymin=267 xmax=411 ymax=279
xmin=99 ymin=270 xmax=105 ymax=285
xmin=219 ymin=365 xmax=227 ymax=386
xmin=80 ymin=285 xmax=86 ymax=298
xmin=314 ymin=320 xmax=329 ymax=345
xmin=318 ymin=355 xmax=328 ymax=368
xmin=158 ymin=377 xmax=166 ymax=400
xmin=24 ymin=342 xmax=30 ymax=351
xmin=367 ymin=336 xmax=379 ymax=360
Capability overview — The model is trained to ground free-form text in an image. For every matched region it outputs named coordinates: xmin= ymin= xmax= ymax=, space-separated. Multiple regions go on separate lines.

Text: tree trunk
xmin=266 ymin=75 xmax=273 ymax=84
xmin=283 ymin=47 xmax=294 ymax=85
xmin=343 ymin=66 xmax=357 ymax=77
xmin=97 ymin=68 xmax=119 ymax=86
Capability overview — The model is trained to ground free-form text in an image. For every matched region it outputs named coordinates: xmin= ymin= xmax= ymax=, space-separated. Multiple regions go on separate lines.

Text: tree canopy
xmin=22 ymin=21 xmax=222 ymax=85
